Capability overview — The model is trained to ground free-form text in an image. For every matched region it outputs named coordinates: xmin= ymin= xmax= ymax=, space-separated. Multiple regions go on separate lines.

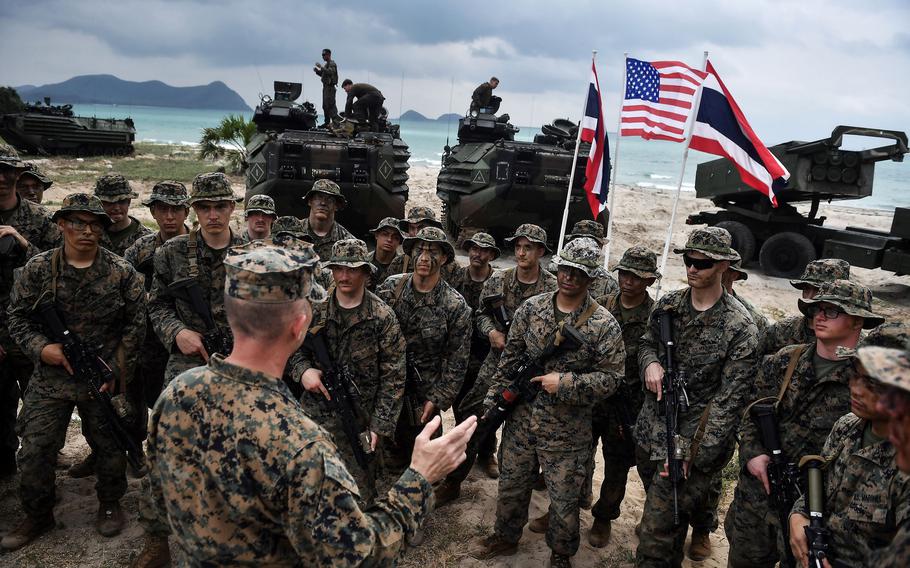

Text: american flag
xmin=620 ymin=58 xmax=708 ymax=142
xmin=581 ymin=60 xmax=610 ymax=218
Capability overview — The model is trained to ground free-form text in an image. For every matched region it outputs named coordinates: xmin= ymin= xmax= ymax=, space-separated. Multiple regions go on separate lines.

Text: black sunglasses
xmin=682 ymin=254 xmax=717 ymax=270
xmin=806 ymin=305 xmax=844 ymax=320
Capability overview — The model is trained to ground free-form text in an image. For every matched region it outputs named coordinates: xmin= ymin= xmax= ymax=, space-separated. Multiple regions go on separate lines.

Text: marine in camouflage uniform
xmin=94 ymin=173 xmax=153 ymax=256
xmin=387 ymin=206 xmax=458 ymax=281
xmin=314 ymin=48 xmax=339 ymax=125
xmin=300 ymin=179 xmax=354 ymax=260
xmin=368 ymin=216 xmax=404 ymax=289
xmin=470 ymin=237 xmax=625 ymax=567
xmin=0 ymin=144 xmax=60 ymax=477
xmin=760 ymin=259 xmax=850 ymax=355
xmin=271 ymin=215 xmax=334 ymax=292
xmin=1 ymin=194 xmax=145 ymax=550
xmin=548 ymin=220 xmax=618 ymax=299
xmin=288 ymin=238 xmax=406 ymax=504
xmin=725 ymin=279 xmax=883 ymax=568
xmin=724 ymin=259 xmax=768 ymax=335
xmin=16 ymin=161 xmax=53 ymax=204
xmin=635 ymin=228 xmax=759 ymax=568
xmin=242 ymin=193 xmax=277 ymax=242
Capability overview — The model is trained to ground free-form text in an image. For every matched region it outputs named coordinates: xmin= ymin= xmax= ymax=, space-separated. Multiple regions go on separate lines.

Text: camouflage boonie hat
xmin=613 ymin=245 xmax=660 ymax=279
xmin=51 ymin=193 xmax=113 ymax=226
xmin=19 ymin=162 xmax=53 ymax=188
xmin=245 ymin=194 xmax=277 ymax=218
xmin=303 ymin=179 xmax=347 ymax=208
xmin=142 ymin=181 xmax=189 ymax=207
xmin=189 ymin=172 xmax=243 ymax=204
xmin=567 ymin=220 xmax=607 ymax=246
xmin=402 ymin=226 xmax=455 ymax=265
xmin=403 ymin=206 xmax=443 ymax=229
xmin=554 ymin=237 xmax=607 ymax=279
xmin=728 ymin=259 xmax=748 ymax=281
xmin=505 ymin=223 xmax=551 ymax=253
xmin=272 ymin=215 xmax=305 ymax=237
xmin=93 ymin=173 xmax=138 ymax=202
xmin=369 ymin=216 xmax=404 ymax=239
xmin=225 ymin=241 xmax=325 ymax=303
xmin=857 ymin=346 xmax=910 ymax=393
xmin=790 ymin=258 xmax=851 ymax=290
xmin=798 ymin=279 xmax=885 ymax=329
xmin=0 ymin=143 xmax=25 ymax=169
xmin=326 ymin=238 xmax=377 ymax=274
xmin=673 ymin=227 xmax=740 ymax=261
xmin=462 ymin=231 xmax=501 ymax=259
xmin=836 ymin=322 xmax=910 ymax=359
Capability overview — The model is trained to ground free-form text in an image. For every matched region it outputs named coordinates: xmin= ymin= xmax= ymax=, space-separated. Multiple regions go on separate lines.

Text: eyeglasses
xmin=807 ymin=305 xmax=844 ymax=320
xmin=65 ymin=219 xmax=105 ymax=233
xmin=682 ymin=254 xmax=717 ymax=270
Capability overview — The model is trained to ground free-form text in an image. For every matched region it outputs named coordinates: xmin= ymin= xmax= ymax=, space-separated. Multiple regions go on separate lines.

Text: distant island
xmin=398 ymin=110 xmax=463 ymax=122
xmin=16 ymin=75 xmax=251 ymax=111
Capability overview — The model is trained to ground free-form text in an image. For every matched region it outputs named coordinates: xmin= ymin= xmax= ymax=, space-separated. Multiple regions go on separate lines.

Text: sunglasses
xmin=807 ymin=305 xmax=844 ymax=320
xmin=65 ymin=218 xmax=105 ymax=233
xmin=682 ymin=254 xmax=717 ymax=270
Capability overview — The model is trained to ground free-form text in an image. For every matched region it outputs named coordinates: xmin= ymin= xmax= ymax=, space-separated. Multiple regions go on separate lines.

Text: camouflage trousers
xmin=585 ymin=409 xmax=637 ymax=521
xmin=635 ymin=449 xmax=722 ymax=535
xmin=322 ymin=84 xmax=338 ymax=122
xmin=17 ymin=382 xmax=127 ymax=518
xmin=724 ymin=469 xmax=787 ymax=568
xmin=324 ymin=422 xmax=382 ymax=505
xmin=445 ymin=339 xmax=497 ymax=485
xmin=1 ymin=342 xmax=32 ymax=463
xmin=494 ymin=411 xmax=590 ymax=556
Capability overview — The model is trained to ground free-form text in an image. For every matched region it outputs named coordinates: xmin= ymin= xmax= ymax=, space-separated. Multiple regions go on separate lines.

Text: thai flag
xmin=581 ymin=61 xmax=610 ymax=218
xmin=689 ymin=60 xmax=789 ymax=206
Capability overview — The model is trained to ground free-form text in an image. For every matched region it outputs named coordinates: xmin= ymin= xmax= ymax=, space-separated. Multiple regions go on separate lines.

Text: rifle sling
xmin=187 ymin=227 xmax=199 ymax=279
xmin=390 ymin=274 xmax=410 ymax=307
xmin=741 ymin=344 xmax=807 ymax=423
xmin=554 ymin=299 xmax=598 ymax=346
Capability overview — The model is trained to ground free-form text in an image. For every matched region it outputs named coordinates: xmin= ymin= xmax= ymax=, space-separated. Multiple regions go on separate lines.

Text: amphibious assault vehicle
xmin=687 ymin=126 xmax=909 ymax=277
xmin=436 ymin=111 xmax=596 ymax=247
xmin=0 ymin=98 xmax=135 ymax=156
xmin=244 ymin=81 xmax=410 ymax=238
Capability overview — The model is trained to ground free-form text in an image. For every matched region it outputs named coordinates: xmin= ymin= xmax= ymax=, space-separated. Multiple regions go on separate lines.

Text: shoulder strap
xmin=606 ymin=293 xmax=618 ymax=312
xmin=554 ymin=298 xmax=600 ymax=346
xmin=187 ymin=227 xmax=199 ymax=279
xmin=777 ymin=344 xmax=806 ymax=403
xmin=390 ymin=274 xmax=410 ymax=307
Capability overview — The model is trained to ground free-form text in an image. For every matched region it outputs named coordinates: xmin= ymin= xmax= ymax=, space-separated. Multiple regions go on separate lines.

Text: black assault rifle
xmin=655 ymin=309 xmax=689 ymax=527
xmin=482 ymin=294 xmax=511 ymax=331
xmin=33 ymin=302 xmax=145 ymax=472
xmin=401 ymin=353 xmax=426 ymax=428
xmin=800 ymin=455 xmax=841 ymax=568
xmin=167 ymin=277 xmax=233 ymax=357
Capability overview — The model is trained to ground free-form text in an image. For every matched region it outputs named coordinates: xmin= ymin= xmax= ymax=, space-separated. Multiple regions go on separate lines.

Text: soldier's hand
xmin=747 ymin=454 xmax=772 ymax=495
xmin=788 ymin=514 xmax=811 ymax=567
xmin=488 ymin=330 xmax=506 ymax=351
xmin=659 ymin=459 xmax=690 ymax=479
xmin=40 ymin=343 xmax=73 ymax=375
xmin=644 ymin=362 xmax=665 ymax=400
xmin=175 ymin=329 xmax=209 ymax=362
xmin=301 ymin=368 xmax=330 ymax=400
xmin=0 ymin=225 xmax=28 ymax=249
xmin=370 ymin=431 xmax=379 ymax=452
xmin=420 ymin=400 xmax=436 ymax=423
xmin=99 ymin=379 xmax=116 ymax=394
xmin=531 ymin=372 xmax=561 ymax=394
xmin=410 ymin=415 xmax=477 ymax=484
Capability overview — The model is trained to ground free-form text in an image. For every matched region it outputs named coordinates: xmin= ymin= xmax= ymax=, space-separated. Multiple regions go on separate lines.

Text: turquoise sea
xmin=70 ymin=103 xmax=906 ymax=211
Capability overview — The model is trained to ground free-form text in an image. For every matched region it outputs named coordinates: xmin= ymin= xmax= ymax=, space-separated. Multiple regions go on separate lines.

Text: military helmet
xmin=613 ymin=245 xmax=660 ymax=279
xmin=245 ymin=194 xmax=277 ymax=218
xmin=790 ymin=259 xmax=851 ymax=290
xmin=462 ymin=231 xmax=500 ymax=259
xmin=18 ymin=162 xmax=53 ymax=189
xmin=303 ymin=179 xmax=347 ymax=208
xmin=189 ymin=172 xmax=243 ymax=204
xmin=403 ymin=206 xmax=442 ymax=229
xmin=0 ymin=143 xmax=25 ymax=170
xmin=566 ymin=220 xmax=607 ymax=246
xmin=402 ymin=226 xmax=455 ymax=265
xmin=142 ymin=181 xmax=189 ymax=207
xmin=505 ymin=223 xmax=551 ymax=253
xmin=673 ymin=227 xmax=740 ymax=261
xmin=225 ymin=241 xmax=325 ymax=303
xmin=326 ymin=238 xmax=377 ymax=274
xmin=369 ymin=216 xmax=404 ymax=239
xmin=797 ymin=279 xmax=885 ymax=329
xmin=93 ymin=173 xmax=138 ymax=202
xmin=51 ymin=193 xmax=113 ymax=226
xmin=554 ymin=237 xmax=607 ymax=279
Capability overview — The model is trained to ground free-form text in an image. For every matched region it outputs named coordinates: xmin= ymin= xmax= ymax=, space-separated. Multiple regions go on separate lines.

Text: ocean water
xmin=70 ymin=103 xmax=906 ymax=211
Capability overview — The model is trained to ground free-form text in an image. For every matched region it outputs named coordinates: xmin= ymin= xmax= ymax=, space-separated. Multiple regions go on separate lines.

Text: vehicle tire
xmin=759 ymin=232 xmax=817 ymax=278
xmin=716 ymin=221 xmax=756 ymax=264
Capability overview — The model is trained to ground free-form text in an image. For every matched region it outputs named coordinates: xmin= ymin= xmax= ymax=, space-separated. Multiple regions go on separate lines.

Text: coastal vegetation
xmin=197 ymin=114 xmax=257 ymax=174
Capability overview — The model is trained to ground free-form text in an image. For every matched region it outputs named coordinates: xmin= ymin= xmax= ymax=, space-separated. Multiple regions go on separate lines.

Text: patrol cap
xmin=51 ymin=193 xmax=113 ymax=226
xmin=566 ymin=220 xmax=607 ymax=246
xmin=225 ymin=241 xmax=325 ymax=303
xmin=673 ymin=227 xmax=740 ymax=261
xmin=245 ymin=194 xmax=277 ymax=218
xmin=462 ymin=231 xmax=500 ymax=259
xmin=272 ymin=215 xmax=306 ymax=237
xmin=189 ymin=172 xmax=243 ymax=204
xmin=613 ymin=245 xmax=660 ymax=279
xmin=554 ymin=236 xmax=607 ymax=279
xmin=0 ymin=143 xmax=26 ymax=170
xmin=93 ymin=173 xmax=138 ymax=202
xmin=19 ymin=162 xmax=53 ymax=189
xmin=857 ymin=346 xmax=910 ymax=394
xmin=142 ymin=181 xmax=189 ymax=207
xmin=728 ymin=259 xmax=748 ymax=281
xmin=402 ymin=226 xmax=455 ymax=265
xmin=369 ymin=216 xmax=404 ymax=239
xmin=326 ymin=238 xmax=377 ymax=274
xmin=403 ymin=206 xmax=442 ymax=229
xmin=505 ymin=223 xmax=551 ymax=253
xmin=836 ymin=322 xmax=910 ymax=359
xmin=797 ymin=279 xmax=885 ymax=329
xmin=303 ymin=179 xmax=347 ymax=208
xmin=790 ymin=259 xmax=851 ymax=290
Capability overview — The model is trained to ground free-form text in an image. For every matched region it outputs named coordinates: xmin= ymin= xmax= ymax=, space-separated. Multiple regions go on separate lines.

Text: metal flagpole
xmin=557 ymin=49 xmax=597 ymax=255
xmin=603 ymin=52 xmax=628 ymax=268
xmin=654 ymin=50 xmax=709 ymax=299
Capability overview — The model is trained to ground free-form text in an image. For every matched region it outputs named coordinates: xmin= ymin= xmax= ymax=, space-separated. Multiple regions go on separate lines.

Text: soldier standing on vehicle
xmin=725 ymin=279 xmax=883 ymax=568
xmin=469 ymin=237 xmax=625 ymax=568
xmin=93 ymin=173 xmax=153 ymax=256
xmin=16 ymin=162 xmax=53 ymax=204
xmin=471 ymin=77 xmax=501 ymax=113
xmin=634 ymin=227 xmax=759 ymax=568
xmin=368 ymin=216 xmax=404 ymax=289
xmin=341 ymin=80 xmax=385 ymax=129
xmin=1 ymin=193 xmax=146 ymax=550
xmin=289 ymin=238 xmax=406 ymax=504
xmin=314 ymin=48 xmax=339 ymax=127
xmin=242 ymin=194 xmax=277 ymax=242
xmin=300 ymin=179 xmax=354 ymax=260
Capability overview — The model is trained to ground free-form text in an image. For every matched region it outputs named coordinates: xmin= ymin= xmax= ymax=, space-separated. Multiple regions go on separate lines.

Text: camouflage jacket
xmin=475 ymin=266 xmax=558 ymax=338
xmin=596 ymin=292 xmax=654 ymax=413
xmin=791 ymin=413 xmax=910 ymax=567
xmin=485 ymin=292 xmax=625 ymax=452
xmin=147 ymin=355 xmax=432 ymax=566
xmin=100 ymin=216 xmax=153 ymax=257
xmin=739 ymin=343 xmax=852 ymax=464
xmin=7 ymin=247 xmax=146 ymax=397
xmin=546 ymin=262 xmax=617 ymax=299
xmin=148 ymin=230 xmax=244 ymax=351
xmin=386 ymin=253 xmax=458 ymax=284
xmin=318 ymin=59 xmax=338 ymax=86
xmin=731 ymin=290 xmax=768 ymax=335
xmin=301 ymin=218 xmax=354 ymax=261
xmin=447 ymin=263 xmax=495 ymax=312
xmin=376 ymin=274 xmax=471 ymax=411
xmin=867 ymin=520 xmax=910 ymax=568
xmin=368 ymin=251 xmax=400 ymax=291
xmin=635 ymin=288 xmax=759 ymax=472
xmin=761 ymin=314 xmax=814 ymax=355
xmin=124 ymin=232 xmax=167 ymax=291
xmin=289 ymin=290 xmax=406 ymax=438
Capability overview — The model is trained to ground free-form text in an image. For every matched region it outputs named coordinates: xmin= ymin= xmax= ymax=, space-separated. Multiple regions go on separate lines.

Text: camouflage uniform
xmin=7 ymin=193 xmax=146 ymax=520
xmin=725 ymin=280 xmax=883 ymax=567
xmin=635 ymin=228 xmax=759 ymax=568
xmin=315 ymin=53 xmax=339 ymax=123
xmin=486 ymin=237 xmax=625 ymax=558
xmin=368 ymin=216 xmax=405 ymax=290
xmin=94 ymin=173 xmax=153 ymax=256
xmin=727 ymin=260 xmax=768 ymax=334
xmin=301 ymin=179 xmax=354 ymax=259
xmin=548 ymin=220 xmax=618 ymax=298
xmin=288 ymin=239 xmax=406 ymax=503
xmin=17 ymin=162 xmax=53 ymax=204
xmin=271 ymin=216 xmax=335 ymax=292
xmin=241 ymin=194 xmax=277 ymax=243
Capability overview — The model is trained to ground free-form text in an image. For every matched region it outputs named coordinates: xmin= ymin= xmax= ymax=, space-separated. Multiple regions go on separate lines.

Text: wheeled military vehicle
xmin=244 ymin=81 xmax=410 ymax=238
xmin=687 ymin=126 xmax=909 ymax=277
xmin=0 ymin=98 xmax=135 ymax=156
xmin=436 ymin=110 xmax=596 ymax=246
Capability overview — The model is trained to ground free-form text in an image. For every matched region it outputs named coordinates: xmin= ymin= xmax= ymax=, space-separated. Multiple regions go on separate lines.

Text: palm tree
xmin=197 ymin=114 xmax=257 ymax=174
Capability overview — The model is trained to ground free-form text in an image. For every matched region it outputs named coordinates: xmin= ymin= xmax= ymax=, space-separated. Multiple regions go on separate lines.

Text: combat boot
xmin=588 ymin=519 xmax=612 ymax=548
xmin=96 ymin=501 xmax=126 ymax=537
xmin=468 ymin=534 xmax=518 ymax=560
xmin=433 ymin=479 xmax=461 ymax=508
xmin=68 ymin=452 xmax=97 ymax=478
xmin=130 ymin=534 xmax=171 ymax=568
xmin=529 ymin=512 xmax=549 ymax=534
xmin=550 ymin=552 xmax=573 ymax=568
xmin=687 ymin=530 xmax=712 ymax=561
xmin=477 ymin=454 xmax=499 ymax=479
xmin=0 ymin=514 xmax=55 ymax=550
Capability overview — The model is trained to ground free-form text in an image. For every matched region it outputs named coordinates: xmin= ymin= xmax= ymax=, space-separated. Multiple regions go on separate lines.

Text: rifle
xmin=800 ymin=455 xmax=838 ymax=568
xmin=401 ymin=353 xmax=426 ymax=428
xmin=749 ymin=402 xmax=801 ymax=568
xmin=32 ymin=302 xmax=144 ymax=472
xmin=135 ymin=255 xmax=155 ymax=292
xmin=167 ymin=277 xmax=233 ymax=357
xmin=303 ymin=330 xmax=374 ymax=469
xmin=655 ymin=309 xmax=689 ymax=528
xmin=613 ymin=384 xmax=638 ymax=454
xmin=482 ymin=294 xmax=511 ymax=332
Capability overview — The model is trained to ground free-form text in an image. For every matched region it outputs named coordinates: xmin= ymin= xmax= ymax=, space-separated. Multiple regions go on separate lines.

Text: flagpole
xmin=654 ymin=50 xmax=709 ymax=299
xmin=603 ymin=52 xmax=628 ymax=268
xmin=557 ymin=49 xmax=596 ymax=255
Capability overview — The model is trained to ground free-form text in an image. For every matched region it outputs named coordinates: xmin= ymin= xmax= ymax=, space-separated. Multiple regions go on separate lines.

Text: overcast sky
xmin=1 ymin=0 xmax=908 ymax=142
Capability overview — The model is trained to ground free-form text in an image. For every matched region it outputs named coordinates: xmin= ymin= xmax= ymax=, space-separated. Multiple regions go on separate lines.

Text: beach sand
xmin=1 ymin=157 xmax=907 ymax=567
